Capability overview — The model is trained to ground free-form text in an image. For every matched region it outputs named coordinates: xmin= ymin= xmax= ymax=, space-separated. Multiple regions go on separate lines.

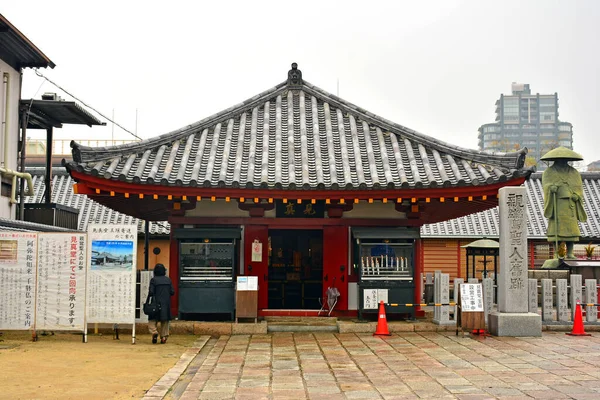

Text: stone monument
xmin=489 ymin=186 xmax=542 ymax=336
xmin=540 ymin=147 xmax=587 ymax=268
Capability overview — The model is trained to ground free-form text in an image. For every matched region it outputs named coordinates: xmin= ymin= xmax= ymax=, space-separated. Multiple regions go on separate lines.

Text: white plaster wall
xmin=0 ymin=59 xmax=21 ymax=220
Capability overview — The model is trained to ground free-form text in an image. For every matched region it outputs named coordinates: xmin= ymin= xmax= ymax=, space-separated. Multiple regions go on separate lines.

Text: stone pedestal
xmin=489 ymin=311 xmax=542 ymax=337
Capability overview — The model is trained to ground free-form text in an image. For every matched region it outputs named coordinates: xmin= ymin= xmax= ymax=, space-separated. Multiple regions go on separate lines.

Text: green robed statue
xmin=541 ymin=147 xmax=587 ymax=265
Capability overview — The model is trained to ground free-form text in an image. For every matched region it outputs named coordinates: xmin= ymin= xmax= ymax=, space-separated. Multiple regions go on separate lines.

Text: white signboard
xmin=247 ymin=276 xmax=258 ymax=291
xmin=86 ymin=224 xmax=137 ymax=324
xmin=237 ymin=276 xmax=259 ymax=291
xmin=0 ymin=232 xmax=37 ymax=330
xmin=363 ymin=289 xmax=389 ymax=310
xmin=35 ymin=233 xmax=87 ymax=331
xmin=460 ymin=283 xmax=484 ymax=312
xmin=237 ymin=276 xmax=248 ymax=291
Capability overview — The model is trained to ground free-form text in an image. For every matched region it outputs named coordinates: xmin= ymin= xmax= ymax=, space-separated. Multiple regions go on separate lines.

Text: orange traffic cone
xmin=373 ymin=301 xmax=391 ymax=336
xmin=567 ymin=302 xmax=591 ymax=336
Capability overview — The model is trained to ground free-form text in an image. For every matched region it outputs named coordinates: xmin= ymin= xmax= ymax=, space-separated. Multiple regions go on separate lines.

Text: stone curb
xmin=142 ymin=336 xmax=210 ymax=399
xmin=92 ymin=320 xmax=600 ymax=335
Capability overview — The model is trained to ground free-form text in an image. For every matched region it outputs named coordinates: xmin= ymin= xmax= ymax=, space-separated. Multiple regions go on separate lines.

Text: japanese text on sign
xmin=36 ymin=233 xmax=87 ymax=331
xmin=0 ymin=232 xmax=37 ymax=330
xmin=460 ymin=283 xmax=484 ymax=312
xmin=87 ymin=224 xmax=137 ymax=324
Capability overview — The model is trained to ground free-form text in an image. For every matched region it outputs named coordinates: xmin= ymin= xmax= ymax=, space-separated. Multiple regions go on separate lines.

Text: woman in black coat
xmin=148 ymin=263 xmax=175 ymax=344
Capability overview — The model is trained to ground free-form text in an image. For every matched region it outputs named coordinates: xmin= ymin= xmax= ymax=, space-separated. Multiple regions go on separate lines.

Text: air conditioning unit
xmin=41 ymin=92 xmax=62 ymax=101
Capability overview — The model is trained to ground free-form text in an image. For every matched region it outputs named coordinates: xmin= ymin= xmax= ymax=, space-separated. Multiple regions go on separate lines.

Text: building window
xmin=483 ymin=126 xmax=499 ymax=133
xmin=484 ymin=133 xmax=500 ymax=140
xmin=503 ymin=98 xmax=519 ymax=122
xmin=540 ymin=113 xmax=555 ymax=121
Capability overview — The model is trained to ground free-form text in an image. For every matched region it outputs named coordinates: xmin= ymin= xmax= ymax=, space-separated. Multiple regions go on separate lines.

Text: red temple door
xmin=322 ymin=225 xmax=348 ymax=311
xmin=243 ymin=225 xmax=269 ymax=310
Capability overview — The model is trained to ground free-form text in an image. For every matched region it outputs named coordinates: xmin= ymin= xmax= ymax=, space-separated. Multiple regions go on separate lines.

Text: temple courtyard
xmin=2 ymin=330 xmax=600 ymax=399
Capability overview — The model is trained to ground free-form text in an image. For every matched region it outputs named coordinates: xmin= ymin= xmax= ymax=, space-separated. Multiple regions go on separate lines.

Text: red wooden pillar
xmin=243 ymin=224 xmax=269 ymax=310
xmin=323 ymin=225 xmax=348 ymax=311
xmin=415 ymin=238 xmax=425 ymax=317
xmin=457 ymin=240 xmax=462 ymax=278
xmin=169 ymin=224 xmax=180 ymax=317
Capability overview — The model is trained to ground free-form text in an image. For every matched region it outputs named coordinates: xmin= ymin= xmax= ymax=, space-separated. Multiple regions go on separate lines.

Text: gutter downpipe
xmin=0 ymin=72 xmax=34 ymax=204
xmin=0 ymin=168 xmax=33 ymax=203
xmin=19 ymin=104 xmax=27 ymax=219
xmin=2 ymin=73 xmax=9 ymax=167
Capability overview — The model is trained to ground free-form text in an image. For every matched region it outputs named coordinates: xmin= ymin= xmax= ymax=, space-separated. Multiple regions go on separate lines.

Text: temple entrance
xmin=267 ymin=229 xmax=323 ymax=309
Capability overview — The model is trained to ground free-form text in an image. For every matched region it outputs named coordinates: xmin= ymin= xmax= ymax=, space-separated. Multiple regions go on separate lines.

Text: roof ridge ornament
xmin=287 ymin=62 xmax=302 ymax=89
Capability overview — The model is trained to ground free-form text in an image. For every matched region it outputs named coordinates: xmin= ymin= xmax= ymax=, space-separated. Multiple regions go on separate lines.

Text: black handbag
xmin=143 ymin=294 xmax=158 ymax=316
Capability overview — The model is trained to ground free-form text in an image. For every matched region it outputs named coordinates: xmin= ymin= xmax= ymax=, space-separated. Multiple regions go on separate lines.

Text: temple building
xmin=65 ymin=64 xmax=531 ymax=319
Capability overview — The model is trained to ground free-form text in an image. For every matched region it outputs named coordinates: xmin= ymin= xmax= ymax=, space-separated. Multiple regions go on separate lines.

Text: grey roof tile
xmin=66 ymin=66 xmax=530 ymax=191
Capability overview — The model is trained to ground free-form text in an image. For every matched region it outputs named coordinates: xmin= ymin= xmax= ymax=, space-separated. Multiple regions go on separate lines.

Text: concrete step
xmin=264 ymin=316 xmax=337 ymax=325
xmin=265 ymin=315 xmax=339 ymax=333
xmin=267 ymin=324 xmax=339 ymax=333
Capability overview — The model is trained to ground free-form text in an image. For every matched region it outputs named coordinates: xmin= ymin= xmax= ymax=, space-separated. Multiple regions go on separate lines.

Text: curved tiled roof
xmin=65 ymin=65 xmax=530 ymax=191
xmin=422 ymin=172 xmax=600 ymax=239
xmin=24 ymin=168 xmax=169 ymax=235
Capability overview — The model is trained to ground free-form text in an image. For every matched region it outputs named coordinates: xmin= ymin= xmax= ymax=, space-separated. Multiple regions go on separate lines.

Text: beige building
xmin=0 ymin=14 xmax=54 ymax=220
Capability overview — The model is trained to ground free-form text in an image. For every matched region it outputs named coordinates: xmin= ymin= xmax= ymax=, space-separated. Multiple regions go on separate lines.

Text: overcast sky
xmin=4 ymin=0 xmax=599 ymax=163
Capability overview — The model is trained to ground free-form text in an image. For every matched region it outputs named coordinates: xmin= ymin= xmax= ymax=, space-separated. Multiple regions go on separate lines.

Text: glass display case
xmin=358 ymin=242 xmax=414 ymax=281
xmin=178 ymin=240 xmax=236 ymax=320
xmin=355 ymin=238 xmax=416 ymax=319
xmin=180 ymin=242 xmax=235 ymax=281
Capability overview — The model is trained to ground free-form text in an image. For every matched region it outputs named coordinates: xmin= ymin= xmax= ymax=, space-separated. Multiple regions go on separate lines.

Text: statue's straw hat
xmin=540 ymin=146 xmax=583 ymax=161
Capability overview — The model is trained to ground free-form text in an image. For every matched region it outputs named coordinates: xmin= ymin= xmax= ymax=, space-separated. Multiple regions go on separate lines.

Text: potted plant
xmin=584 ymin=242 xmax=596 ymax=260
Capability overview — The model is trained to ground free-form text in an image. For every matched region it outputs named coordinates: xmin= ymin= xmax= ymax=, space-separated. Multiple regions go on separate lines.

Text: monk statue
xmin=540 ymin=147 xmax=587 ymax=266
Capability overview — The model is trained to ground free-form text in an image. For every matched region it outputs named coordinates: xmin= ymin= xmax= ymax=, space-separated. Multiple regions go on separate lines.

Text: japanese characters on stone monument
xmin=498 ymin=187 xmax=528 ymax=313
xmin=556 ymin=279 xmax=569 ymax=322
xmin=541 ymin=279 xmax=553 ymax=321
xmin=541 ymin=147 xmax=587 ymax=267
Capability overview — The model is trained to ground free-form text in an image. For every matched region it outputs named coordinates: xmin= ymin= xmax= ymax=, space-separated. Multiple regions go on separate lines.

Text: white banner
xmin=0 ymin=232 xmax=37 ymax=330
xmin=36 ymin=233 xmax=87 ymax=331
xmin=86 ymin=224 xmax=137 ymax=324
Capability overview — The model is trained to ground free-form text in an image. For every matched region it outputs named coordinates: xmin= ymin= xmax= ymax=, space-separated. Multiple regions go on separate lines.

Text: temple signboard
xmin=275 ymin=200 xmax=325 ymax=218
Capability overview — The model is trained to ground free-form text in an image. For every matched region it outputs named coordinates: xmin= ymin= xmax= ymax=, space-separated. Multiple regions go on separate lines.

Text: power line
xmin=33 ymin=69 xmax=142 ymax=141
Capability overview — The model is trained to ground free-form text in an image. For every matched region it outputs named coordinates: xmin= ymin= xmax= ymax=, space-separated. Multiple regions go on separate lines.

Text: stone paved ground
xmin=145 ymin=332 xmax=600 ymax=400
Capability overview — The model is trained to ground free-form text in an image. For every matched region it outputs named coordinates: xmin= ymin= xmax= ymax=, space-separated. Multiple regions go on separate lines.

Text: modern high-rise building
xmin=478 ymin=83 xmax=573 ymax=169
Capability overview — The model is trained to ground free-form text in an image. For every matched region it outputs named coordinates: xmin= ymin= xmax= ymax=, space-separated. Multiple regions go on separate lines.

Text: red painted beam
xmin=70 ymin=170 xmax=526 ymax=200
